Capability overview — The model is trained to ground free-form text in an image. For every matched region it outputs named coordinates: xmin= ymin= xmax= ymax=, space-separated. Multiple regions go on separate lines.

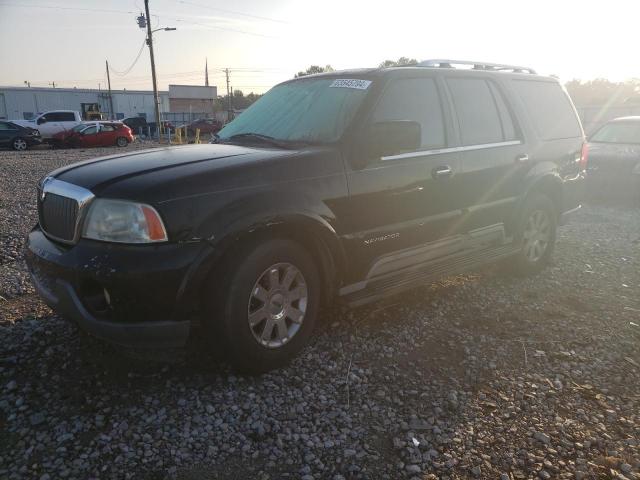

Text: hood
xmin=50 ymin=144 xmax=298 ymax=199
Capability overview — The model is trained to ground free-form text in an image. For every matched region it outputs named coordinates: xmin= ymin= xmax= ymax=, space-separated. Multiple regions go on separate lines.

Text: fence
xmin=575 ymin=105 xmax=640 ymax=134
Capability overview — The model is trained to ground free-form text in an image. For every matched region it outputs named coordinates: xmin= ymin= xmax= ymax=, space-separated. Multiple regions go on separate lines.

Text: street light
xmin=140 ymin=0 xmax=176 ymax=138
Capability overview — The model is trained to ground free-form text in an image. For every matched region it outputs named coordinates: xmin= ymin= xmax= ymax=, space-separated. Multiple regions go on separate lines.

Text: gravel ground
xmin=1 ymin=146 xmax=639 ymax=480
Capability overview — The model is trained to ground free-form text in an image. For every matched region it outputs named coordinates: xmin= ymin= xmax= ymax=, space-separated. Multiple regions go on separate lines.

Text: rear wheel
xmin=116 ymin=136 xmax=128 ymax=147
xmin=511 ymin=193 xmax=557 ymax=275
xmin=12 ymin=137 xmax=28 ymax=151
xmin=205 ymin=239 xmax=321 ymax=373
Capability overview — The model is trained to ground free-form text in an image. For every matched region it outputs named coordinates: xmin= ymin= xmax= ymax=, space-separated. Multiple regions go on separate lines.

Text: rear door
xmin=444 ymin=75 xmax=527 ymax=236
xmin=96 ymin=124 xmax=117 ymax=146
xmin=344 ymin=74 xmax=463 ymax=282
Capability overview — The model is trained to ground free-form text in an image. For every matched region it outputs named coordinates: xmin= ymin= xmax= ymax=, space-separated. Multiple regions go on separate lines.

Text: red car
xmin=187 ymin=118 xmax=223 ymax=135
xmin=52 ymin=122 xmax=134 ymax=148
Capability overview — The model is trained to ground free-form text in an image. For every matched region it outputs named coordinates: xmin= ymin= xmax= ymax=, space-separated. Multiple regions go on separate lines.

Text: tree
xmin=214 ymin=90 xmax=262 ymax=111
xmin=295 ymin=65 xmax=334 ymax=78
xmin=565 ymin=78 xmax=640 ymax=107
xmin=379 ymin=57 xmax=418 ymax=68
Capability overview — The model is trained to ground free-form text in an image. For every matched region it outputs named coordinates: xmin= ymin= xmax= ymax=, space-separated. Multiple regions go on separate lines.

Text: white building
xmin=0 ymin=86 xmax=170 ymax=121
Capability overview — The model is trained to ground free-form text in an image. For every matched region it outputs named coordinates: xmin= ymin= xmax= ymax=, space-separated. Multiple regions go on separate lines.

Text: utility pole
xmin=106 ymin=60 xmax=115 ymax=120
xmin=225 ymin=68 xmax=232 ymax=122
xmin=144 ymin=0 xmax=161 ymax=137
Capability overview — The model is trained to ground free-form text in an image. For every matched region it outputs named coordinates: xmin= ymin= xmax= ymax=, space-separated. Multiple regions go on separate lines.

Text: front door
xmin=342 ymin=75 xmax=463 ymax=283
xmin=0 ymin=121 xmax=18 ymax=146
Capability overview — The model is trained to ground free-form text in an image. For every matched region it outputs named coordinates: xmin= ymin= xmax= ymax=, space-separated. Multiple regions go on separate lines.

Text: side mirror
xmin=37 ymin=117 xmax=46 ymax=125
xmin=364 ymin=120 xmax=421 ymax=159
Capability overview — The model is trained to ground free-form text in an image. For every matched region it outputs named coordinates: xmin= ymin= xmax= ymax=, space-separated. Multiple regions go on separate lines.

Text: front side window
xmin=590 ymin=122 xmax=640 ymax=144
xmin=371 ymin=77 xmax=446 ymax=149
xmin=0 ymin=122 xmax=13 ymax=130
xmin=217 ymin=78 xmax=371 ymax=143
xmin=82 ymin=126 xmax=98 ymax=135
xmin=447 ymin=78 xmax=505 ymax=146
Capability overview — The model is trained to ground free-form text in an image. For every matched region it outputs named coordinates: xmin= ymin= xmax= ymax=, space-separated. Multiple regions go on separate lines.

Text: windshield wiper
xmin=224 ymin=132 xmax=290 ymax=148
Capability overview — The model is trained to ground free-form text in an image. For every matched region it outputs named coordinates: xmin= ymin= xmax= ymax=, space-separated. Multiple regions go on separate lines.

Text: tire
xmin=511 ymin=193 xmax=557 ymax=275
xmin=205 ymin=239 xmax=321 ymax=373
xmin=12 ymin=137 xmax=28 ymax=151
xmin=116 ymin=136 xmax=128 ymax=147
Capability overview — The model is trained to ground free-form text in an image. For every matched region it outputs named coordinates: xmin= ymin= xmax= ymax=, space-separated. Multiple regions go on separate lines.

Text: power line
xmin=177 ymin=0 xmax=288 ymax=24
xmin=165 ymin=15 xmax=278 ymax=38
xmin=0 ymin=2 xmax=135 ymax=15
xmin=110 ymin=38 xmax=147 ymax=76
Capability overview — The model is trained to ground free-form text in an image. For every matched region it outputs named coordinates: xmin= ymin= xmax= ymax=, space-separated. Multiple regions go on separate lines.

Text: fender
xmin=509 ymin=161 xmax=563 ymax=234
xmin=174 ymin=189 xmax=348 ymax=309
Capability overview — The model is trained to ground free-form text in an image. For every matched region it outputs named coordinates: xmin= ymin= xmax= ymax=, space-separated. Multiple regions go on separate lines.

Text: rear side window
xmin=372 ymin=77 xmax=446 ymax=148
xmin=512 ymin=80 xmax=582 ymax=140
xmin=447 ymin=78 xmax=510 ymax=146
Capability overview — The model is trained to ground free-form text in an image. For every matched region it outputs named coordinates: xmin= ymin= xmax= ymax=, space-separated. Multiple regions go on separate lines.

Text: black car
xmin=121 ymin=116 xmax=148 ymax=135
xmin=586 ymin=116 xmax=640 ymax=204
xmin=25 ymin=60 xmax=586 ymax=372
xmin=0 ymin=121 xmax=42 ymax=150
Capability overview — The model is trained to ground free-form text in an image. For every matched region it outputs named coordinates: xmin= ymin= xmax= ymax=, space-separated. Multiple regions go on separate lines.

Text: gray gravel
xmin=1 ymin=146 xmax=639 ymax=479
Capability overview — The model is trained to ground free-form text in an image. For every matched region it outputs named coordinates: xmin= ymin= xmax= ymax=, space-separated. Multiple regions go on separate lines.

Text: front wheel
xmin=12 ymin=137 xmax=28 ymax=151
xmin=511 ymin=193 xmax=557 ymax=275
xmin=205 ymin=239 xmax=321 ymax=373
xmin=116 ymin=136 xmax=128 ymax=147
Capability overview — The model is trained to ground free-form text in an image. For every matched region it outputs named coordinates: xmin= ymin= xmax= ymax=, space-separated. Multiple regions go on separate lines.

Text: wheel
xmin=12 ymin=137 xmax=28 ymax=151
xmin=116 ymin=136 xmax=128 ymax=147
xmin=205 ymin=239 xmax=321 ymax=373
xmin=511 ymin=193 xmax=557 ymax=275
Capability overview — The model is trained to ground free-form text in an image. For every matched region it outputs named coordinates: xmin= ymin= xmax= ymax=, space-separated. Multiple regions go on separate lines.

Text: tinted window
xmin=372 ymin=77 xmax=446 ymax=148
xmin=488 ymin=82 xmax=517 ymax=141
xmin=513 ymin=80 xmax=582 ymax=140
xmin=0 ymin=122 xmax=15 ymax=130
xmin=447 ymin=78 xmax=504 ymax=145
xmin=590 ymin=122 xmax=640 ymax=144
xmin=58 ymin=112 xmax=76 ymax=122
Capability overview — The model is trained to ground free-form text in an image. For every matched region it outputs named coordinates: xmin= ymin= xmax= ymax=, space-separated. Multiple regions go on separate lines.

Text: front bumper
xmin=25 ymin=227 xmax=210 ymax=348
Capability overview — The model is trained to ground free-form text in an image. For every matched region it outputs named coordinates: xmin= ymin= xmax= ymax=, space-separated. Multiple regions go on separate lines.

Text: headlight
xmin=82 ymin=199 xmax=168 ymax=243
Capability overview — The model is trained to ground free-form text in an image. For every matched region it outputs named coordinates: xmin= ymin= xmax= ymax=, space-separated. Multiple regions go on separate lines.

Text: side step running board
xmin=343 ymin=244 xmax=519 ymax=307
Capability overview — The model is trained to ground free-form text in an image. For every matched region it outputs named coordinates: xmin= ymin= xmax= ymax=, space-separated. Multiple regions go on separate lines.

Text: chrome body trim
xmin=38 ymin=177 xmax=95 ymax=245
xmin=381 ymin=140 xmax=522 ymax=162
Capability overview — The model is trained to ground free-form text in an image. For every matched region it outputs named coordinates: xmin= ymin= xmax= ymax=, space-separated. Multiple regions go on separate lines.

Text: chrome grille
xmin=37 ymin=177 xmax=95 ymax=244
xmin=38 ymin=192 xmax=78 ymax=242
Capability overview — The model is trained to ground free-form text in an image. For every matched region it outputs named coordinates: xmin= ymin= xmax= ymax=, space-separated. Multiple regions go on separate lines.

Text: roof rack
xmin=418 ymin=59 xmax=536 ymax=74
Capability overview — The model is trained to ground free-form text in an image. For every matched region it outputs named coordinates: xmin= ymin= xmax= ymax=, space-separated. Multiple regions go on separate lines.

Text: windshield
xmin=591 ymin=121 xmax=640 ymax=144
xmin=217 ymin=77 xmax=372 ymax=143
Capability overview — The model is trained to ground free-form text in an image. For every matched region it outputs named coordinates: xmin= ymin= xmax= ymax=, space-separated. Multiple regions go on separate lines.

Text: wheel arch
xmin=509 ymin=171 xmax=563 ymax=235
xmin=186 ymin=212 xmax=346 ymax=311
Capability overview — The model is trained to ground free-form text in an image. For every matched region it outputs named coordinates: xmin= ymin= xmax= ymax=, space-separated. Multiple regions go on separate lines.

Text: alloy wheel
xmin=522 ymin=209 xmax=551 ymax=262
xmin=247 ymin=262 xmax=308 ymax=348
xmin=13 ymin=138 xmax=27 ymax=151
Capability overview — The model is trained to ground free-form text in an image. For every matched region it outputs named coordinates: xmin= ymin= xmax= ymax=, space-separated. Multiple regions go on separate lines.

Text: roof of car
xmin=280 ymin=62 xmax=553 ymax=87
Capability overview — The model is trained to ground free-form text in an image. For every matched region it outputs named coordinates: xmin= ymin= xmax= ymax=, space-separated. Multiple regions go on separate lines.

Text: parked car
xmin=11 ymin=110 xmax=82 ymax=140
xmin=586 ymin=116 xmax=640 ymax=204
xmin=0 ymin=121 xmax=42 ymax=150
xmin=25 ymin=60 xmax=586 ymax=372
xmin=51 ymin=122 xmax=133 ymax=148
xmin=187 ymin=118 xmax=223 ymax=135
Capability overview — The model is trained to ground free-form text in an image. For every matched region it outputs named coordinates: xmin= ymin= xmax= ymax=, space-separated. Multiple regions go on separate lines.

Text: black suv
xmin=26 ymin=60 xmax=586 ymax=372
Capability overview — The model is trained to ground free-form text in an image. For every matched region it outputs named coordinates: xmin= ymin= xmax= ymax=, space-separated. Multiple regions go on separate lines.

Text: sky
xmin=1 ymin=0 xmax=639 ymax=94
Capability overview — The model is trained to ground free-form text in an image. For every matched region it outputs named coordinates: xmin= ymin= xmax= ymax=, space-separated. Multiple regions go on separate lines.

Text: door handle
xmin=433 ymin=165 xmax=453 ymax=178
xmin=515 ymin=154 xmax=529 ymax=163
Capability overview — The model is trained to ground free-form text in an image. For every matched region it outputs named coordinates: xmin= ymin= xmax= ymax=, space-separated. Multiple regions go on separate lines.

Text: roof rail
xmin=418 ymin=59 xmax=536 ymax=74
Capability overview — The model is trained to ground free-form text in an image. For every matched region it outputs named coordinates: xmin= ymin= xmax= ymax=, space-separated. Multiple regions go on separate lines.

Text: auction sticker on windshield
xmin=330 ymin=79 xmax=372 ymax=90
